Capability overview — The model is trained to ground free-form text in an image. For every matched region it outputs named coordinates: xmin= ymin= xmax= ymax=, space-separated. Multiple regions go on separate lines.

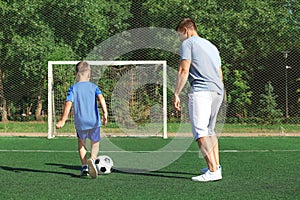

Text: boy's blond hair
xmin=75 ymin=61 xmax=90 ymax=82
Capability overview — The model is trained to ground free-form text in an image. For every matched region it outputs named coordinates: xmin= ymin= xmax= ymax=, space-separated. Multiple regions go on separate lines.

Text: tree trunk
xmin=0 ymin=69 xmax=8 ymax=122
xmin=35 ymin=95 xmax=43 ymax=121
xmin=35 ymin=77 xmax=44 ymax=121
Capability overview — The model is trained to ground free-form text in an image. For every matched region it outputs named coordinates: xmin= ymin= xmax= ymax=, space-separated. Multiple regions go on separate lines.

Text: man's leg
xmin=192 ymin=135 xmax=222 ymax=181
xmin=189 ymin=91 xmax=222 ymax=181
xmin=197 ymin=135 xmax=219 ymax=172
xmin=213 ymin=137 xmax=220 ymax=168
xmin=207 ymin=91 xmax=223 ymax=170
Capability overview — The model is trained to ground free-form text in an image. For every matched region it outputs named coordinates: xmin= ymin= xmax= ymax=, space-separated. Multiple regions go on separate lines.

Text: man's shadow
xmin=112 ymin=168 xmax=197 ymax=180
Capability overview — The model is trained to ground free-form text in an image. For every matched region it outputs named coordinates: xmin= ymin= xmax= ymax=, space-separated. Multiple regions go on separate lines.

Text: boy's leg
xmin=90 ymin=141 xmax=100 ymax=160
xmin=78 ymin=139 xmax=87 ymax=165
xmin=87 ymin=127 xmax=101 ymax=178
xmin=78 ymin=138 xmax=89 ymax=177
xmin=87 ymin=141 xmax=99 ymax=178
xmin=89 ymin=126 xmax=100 ymax=160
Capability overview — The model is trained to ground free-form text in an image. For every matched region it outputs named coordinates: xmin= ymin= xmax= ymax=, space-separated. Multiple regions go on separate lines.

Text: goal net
xmin=48 ymin=61 xmax=167 ymax=139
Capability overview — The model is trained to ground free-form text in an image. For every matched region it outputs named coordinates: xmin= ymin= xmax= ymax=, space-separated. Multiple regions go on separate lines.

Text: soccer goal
xmin=48 ymin=60 xmax=167 ymax=139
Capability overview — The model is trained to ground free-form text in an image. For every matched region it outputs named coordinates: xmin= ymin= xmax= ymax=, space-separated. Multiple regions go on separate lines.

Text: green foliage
xmin=227 ymin=70 xmax=252 ymax=118
xmin=40 ymin=0 xmax=132 ymax=58
xmin=0 ymin=0 xmax=132 ymax=121
xmin=257 ymin=81 xmax=283 ymax=124
xmin=297 ymin=78 xmax=300 ymax=103
xmin=142 ymin=0 xmax=299 ymax=120
xmin=0 ymin=0 xmax=299 ymax=123
xmin=143 ymin=0 xmax=298 ymax=59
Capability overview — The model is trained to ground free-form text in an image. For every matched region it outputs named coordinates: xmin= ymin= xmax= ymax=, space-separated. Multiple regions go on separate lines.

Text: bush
xmin=225 ymin=117 xmax=284 ymax=125
xmin=282 ymin=117 xmax=300 ymax=124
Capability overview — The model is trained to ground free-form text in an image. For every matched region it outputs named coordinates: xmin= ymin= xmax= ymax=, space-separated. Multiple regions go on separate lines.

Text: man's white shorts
xmin=188 ymin=91 xmax=223 ymax=140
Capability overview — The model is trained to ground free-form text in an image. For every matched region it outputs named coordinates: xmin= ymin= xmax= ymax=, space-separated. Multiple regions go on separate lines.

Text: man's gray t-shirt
xmin=180 ymin=36 xmax=223 ymax=95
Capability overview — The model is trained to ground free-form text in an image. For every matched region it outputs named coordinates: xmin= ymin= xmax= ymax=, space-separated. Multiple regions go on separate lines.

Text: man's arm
xmin=97 ymin=94 xmax=108 ymax=125
xmin=173 ymin=59 xmax=190 ymax=111
xmin=219 ymin=67 xmax=223 ymax=81
xmin=56 ymin=101 xmax=72 ymax=129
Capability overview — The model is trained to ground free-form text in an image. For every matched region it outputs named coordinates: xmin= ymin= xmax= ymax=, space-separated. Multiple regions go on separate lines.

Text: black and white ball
xmin=95 ymin=155 xmax=113 ymax=175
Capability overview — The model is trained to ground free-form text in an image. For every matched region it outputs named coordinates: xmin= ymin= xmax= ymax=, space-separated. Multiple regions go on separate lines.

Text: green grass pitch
xmin=0 ymin=136 xmax=299 ymax=200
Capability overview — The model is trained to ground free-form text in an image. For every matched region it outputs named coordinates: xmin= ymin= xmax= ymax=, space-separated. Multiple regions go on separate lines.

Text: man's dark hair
xmin=176 ymin=18 xmax=197 ymax=32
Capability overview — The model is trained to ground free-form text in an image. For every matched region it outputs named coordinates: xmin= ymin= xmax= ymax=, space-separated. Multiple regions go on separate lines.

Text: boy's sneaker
xmin=201 ymin=165 xmax=222 ymax=174
xmin=80 ymin=165 xmax=88 ymax=177
xmin=87 ymin=158 xmax=98 ymax=179
xmin=192 ymin=168 xmax=222 ymax=182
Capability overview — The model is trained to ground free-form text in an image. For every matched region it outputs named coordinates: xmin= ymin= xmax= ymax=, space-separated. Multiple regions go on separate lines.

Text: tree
xmin=0 ymin=0 xmax=77 ymax=121
xmin=227 ymin=70 xmax=252 ymax=120
xmin=257 ymin=81 xmax=283 ymax=124
xmin=0 ymin=0 xmax=132 ymax=121
xmin=38 ymin=0 xmax=132 ymax=120
xmin=0 ymin=0 xmax=48 ymax=121
xmin=1 ymin=0 xmax=299 ymax=122
xmin=297 ymin=78 xmax=300 ymax=114
xmin=142 ymin=0 xmax=300 ymax=119
xmin=40 ymin=0 xmax=132 ymax=59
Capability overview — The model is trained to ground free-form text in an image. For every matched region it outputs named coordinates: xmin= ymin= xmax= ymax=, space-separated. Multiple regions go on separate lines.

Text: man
xmin=174 ymin=18 xmax=224 ymax=182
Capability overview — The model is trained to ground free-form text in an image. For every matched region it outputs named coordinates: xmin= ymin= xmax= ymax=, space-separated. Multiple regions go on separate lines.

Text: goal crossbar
xmin=48 ymin=60 xmax=168 ymax=139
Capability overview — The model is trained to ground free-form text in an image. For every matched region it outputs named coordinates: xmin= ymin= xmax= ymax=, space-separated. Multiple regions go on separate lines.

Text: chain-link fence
xmin=0 ymin=1 xmax=299 ymax=134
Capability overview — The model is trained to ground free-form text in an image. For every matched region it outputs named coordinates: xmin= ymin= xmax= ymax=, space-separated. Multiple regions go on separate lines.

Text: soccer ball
xmin=95 ymin=155 xmax=113 ymax=175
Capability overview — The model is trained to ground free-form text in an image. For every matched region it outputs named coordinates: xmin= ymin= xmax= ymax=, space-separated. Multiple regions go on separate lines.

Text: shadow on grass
xmin=112 ymin=168 xmax=197 ymax=180
xmin=0 ymin=163 xmax=80 ymax=178
xmin=1 ymin=163 xmax=199 ymax=180
xmin=45 ymin=163 xmax=80 ymax=171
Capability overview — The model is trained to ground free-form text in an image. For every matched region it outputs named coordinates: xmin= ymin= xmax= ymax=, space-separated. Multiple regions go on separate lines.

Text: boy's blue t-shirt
xmin=66 ymin=81 xmax=102 ymax=131
xmin=180 ymin=36 xmax=224 ymax=95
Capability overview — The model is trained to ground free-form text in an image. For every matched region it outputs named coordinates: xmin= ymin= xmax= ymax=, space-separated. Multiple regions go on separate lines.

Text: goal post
xmin=48 ymin=60 xmax=168 ymax=139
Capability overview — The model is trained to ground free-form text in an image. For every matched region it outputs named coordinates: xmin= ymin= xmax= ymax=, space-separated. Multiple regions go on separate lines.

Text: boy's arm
xmin=97 ymin=94 xmax=108 ymax=125
xmin=56 ymin=101 xmax=72 ymax=129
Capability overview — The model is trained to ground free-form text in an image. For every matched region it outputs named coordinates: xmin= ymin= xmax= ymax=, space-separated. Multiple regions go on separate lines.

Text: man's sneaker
xmin=87 ymin=158 xmax=98 ymax=179
xmin=192 ymin=168 xmax=222 ymax=182
xmin=80 ymin=165 xmax=88 ymax=177
xmin=201 ymin=165 xmax=222 ymax=174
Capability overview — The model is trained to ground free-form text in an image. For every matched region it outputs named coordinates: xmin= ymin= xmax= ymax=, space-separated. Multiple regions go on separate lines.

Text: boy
xmin=56 ymin=61 xmax=108 ymax=178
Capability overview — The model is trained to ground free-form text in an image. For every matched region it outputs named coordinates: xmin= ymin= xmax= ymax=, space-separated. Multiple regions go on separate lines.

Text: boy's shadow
xmin=0 ymin=163 xmax=80 ymax=178
xmin=45 ymin=163 xmax=80 ymax=171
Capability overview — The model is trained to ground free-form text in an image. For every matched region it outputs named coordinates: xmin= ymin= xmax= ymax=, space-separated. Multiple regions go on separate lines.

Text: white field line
xmin=0 ymin=149 xmax=300 ymax=153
